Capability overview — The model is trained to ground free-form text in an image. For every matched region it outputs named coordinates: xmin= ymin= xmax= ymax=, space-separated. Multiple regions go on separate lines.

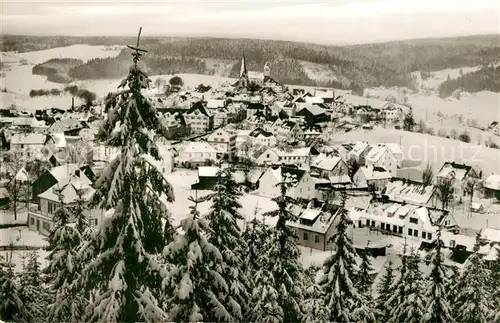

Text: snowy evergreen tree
xmin=241 ymin=209 xmax=271 ymax=275
xmin=319 ymin=190 xmax=376 ymax=323
xmin=422 ymin=229 xmax=455 ymax=323
xmin=0 ymin=257 xmax=27 ymax=322
xmin=76 ymin=30 xmax=175 ymax=322
xmin=204 ymin=164 xmax=248 ymax=321
xmin=72 ymin=187 xmax=90 ymax=237
xmin=249 ymin=263 xmax=283 ymax=322
xmin=375 ymin=260 xmax=395 ymax=321
xmin=17 ymin=250 xmax=47 ymax=322
xmin=492 ymin=247 xmax=500 ymax=323
xmin=388 ymin=248 xmax=426 ymax=323
xmin=453 ymin=232 xmax=495 ymax=322
xmin=162 ymin=196 xmax=232 ymax=322
xmin=262 ymin=176 xmax=305 ymax=322
xmin=303 ymin=266 xmax=328 ymax=323
xmin=44 ymin=192 xmax=83 ymax=323
xmin=356 ymin=249 xmax=374 ymax=295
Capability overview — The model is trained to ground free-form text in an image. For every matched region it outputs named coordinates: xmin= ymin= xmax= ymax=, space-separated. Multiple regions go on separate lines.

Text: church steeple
xmin=239 ymin=54 xmax=248 ymax=78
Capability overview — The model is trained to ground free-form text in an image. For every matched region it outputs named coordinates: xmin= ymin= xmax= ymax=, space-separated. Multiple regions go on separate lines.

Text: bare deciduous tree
xmin=437 ymin=178 xmax=454 ymax=210
xmin=422 ymin=163 xmax=434 ymax=186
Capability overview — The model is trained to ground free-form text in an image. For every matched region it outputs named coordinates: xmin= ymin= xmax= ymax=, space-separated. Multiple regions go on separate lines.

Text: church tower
xmin=263 ymin=61 xmax=271 ymax=82
xmin=238 ymin=54 xmax=249 ymax=88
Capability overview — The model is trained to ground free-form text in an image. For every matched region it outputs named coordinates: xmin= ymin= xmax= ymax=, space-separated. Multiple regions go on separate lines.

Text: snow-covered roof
xmin=365 ymin=145 xmax=391 ymax=163
xmin=484 ymin=174 xmax=500 ymax=190
xmin=304 ymin=96 xmax=324 ymax=104
xmin=198 ymin=166 xmax=219 ymax=177
xmin=38 ymin=173 xmax=94 ymax=204
xmin=351 ymin=141 xmax=370 ymax=157
xmin=437 ymin=162 xmax=471 ymax=181
xmin=328 ymin=174 xmax=352 ymax=184
xmin=269 ymin=166 xmax=306 ymax=186
xmin=206 ymin=99 xmax=226 ymax=109
xmin=481 ymin=228 xmax=500 ymax=243
xmin=296 ymin=103 xmax=326 ymax=116
xmin=383 ymin=179 xmax=436 ymax=206
xmin=247 ymin=169 xmax=263 ymax=184
xmin=413 ymin=207 xmax=436 ymax=232
xmin=0 ymin=187 xmax=9 ymax=199
xmin=182 ymin=141 xmax=218 ymax=154
xmin=381 ymin=143 xmax=403 ymax=157
xmin=49 ymin=133 xmax=67 ymax=148
xmin=49 ymin=164 xmax=82 ymax=182
xmin=300 ymin=209 xmax=322 ymax=221
xmin=15 ymin=167 xmax=29 ymax=182
xmin=275 ymin=147 xmax=311 ymax=157
xmin=10 ymin=133 xmax=45 ymax=145
xmin=359 ymin=165 xmax=392 ymax=181
xmin=312 ymin=155 xmax=341 ymax=171
xmin=440 ymin=230 xmax=475 ymax=250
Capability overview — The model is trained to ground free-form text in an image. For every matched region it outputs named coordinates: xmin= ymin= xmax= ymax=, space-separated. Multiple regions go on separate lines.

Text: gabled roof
xmin=269 ymin=166 xmax=306 ymax=186
xmin=249 ymin=127 xmax=274 ymax=138
xmin=206 ymin=99 xmax=226 ymax=109
xmin=312 ymin=155 xmax=341 ymax=171
xmin=50 ymin=118 xmax=87 ymax=132
xmin=182 ymin=141 xmax=218 ymax=154
xmin=484 ymin=174 xmax=500 ymax=190
xmin=296 ymin=103 xmax=326 ymax=116
xmin=383 ymin=179 xmax=436 ymax=206
xmin=351 ymin=141 xmax=370 ymax=156
xmin=366 ymin=146 xmax=393 ymax=163
xmin=437 ymin=162 xmax=473 ymax=180
xmin=10 ymin=133 xmax=46 ymax=145
xmin=358 ymin=165 xmax=392 ymax=181
xmin=186 ymin=101 xmax=210 ymax=117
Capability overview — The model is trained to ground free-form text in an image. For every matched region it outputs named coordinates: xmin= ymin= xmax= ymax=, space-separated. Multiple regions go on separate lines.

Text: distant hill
xmin=2 ymin=34 xmax=499 ymax=92
xmin=438 ymin=65 xmax=500 ymax=98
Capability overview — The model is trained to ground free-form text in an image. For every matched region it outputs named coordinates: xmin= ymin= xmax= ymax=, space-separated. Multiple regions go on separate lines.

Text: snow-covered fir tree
xmin=356 ymin=248 xmax=374 ymax=295
xmin=241 ymin=207 xmax=271 ymax=275
xmin=492 ymin=247 xmax=500 ymax=323
xmin=249 ymin=261 xmax=283 ymax=322
xmin=17 ymin=250 xmax=48 ymax=322
xmin=453 ymin=232 xmax=496 ymax=322
xmin=162 ymin=196 xmax=232 ymax=322
xmin=422 ymin=229 xmax=455 ymax=323
xmin=385 ymin=241 xmax=409 ymax=316
xmin=375 ymin=260 xmax=395 ymax=321
xmin=262 ymin=176 xmax=305 ymax=322
xmin=388 ymin=248 xmax=426 ymax=323
xmin=0 ymin=256 xmax=27 ymax=322
xmin=44 ymin=192 xmax=83 ymax=323
xmin=319 ymin=190 xmax=376 ymax=323
xmin=76 ymin=34 xmax=175 ymax=322
xmin=72 ymin=187 xmax=90 ymax=237
xmin=303 ymin=266 xmax=328 ymax=323
xmin=204 ymin=164 xmax=248 ymax=321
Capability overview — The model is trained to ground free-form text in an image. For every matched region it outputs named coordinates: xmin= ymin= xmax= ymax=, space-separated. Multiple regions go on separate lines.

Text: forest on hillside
xmin=4 ymin=34 xmax=500 ymax=91
xmin=438 ymin=65 xmax=500 ymax=97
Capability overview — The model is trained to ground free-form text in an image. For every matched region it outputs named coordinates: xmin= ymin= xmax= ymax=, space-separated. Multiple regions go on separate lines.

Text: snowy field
xmin=334 ymin=128 xmax=500 ymax=176
xmin=0 ymin=227 xmax=48 ymax=247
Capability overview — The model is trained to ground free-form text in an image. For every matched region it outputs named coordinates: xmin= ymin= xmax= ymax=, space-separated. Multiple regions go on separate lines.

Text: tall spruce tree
xmin=357 ymin=248 xmax=374 ymax=295
xmin=0 ymin=256 xmax=27 ymax=322
xmin=72 ymin=187 xmax=90 ymax=237
xmin=76 ymin=28 xmax=174 ymax=322
xmin=453 ymin=232 xmax=495 ymax=322
xmin=492 ymin=247 xmax=500 ymax=323
xmin=44 ymin=192 xmax=83 ymax=322
xmin=319 ymin=190 xmax=375 ymax=323
xmin=388 ymin=248 xmax=426 ymax=323
xmin=375 ymin=260 xmax=395 ymax=321
xmin=303 ymin=266 xmax=328 ymax=323
xmin=163 ymin=196 xmax=231 ymax=322
xmin=422 ymin=229 xmax=455 ymax=323
xmin=204 ymin=164 xmax=248 ymax=321
xmin=262 ymin=174 xmax=305 ymax=322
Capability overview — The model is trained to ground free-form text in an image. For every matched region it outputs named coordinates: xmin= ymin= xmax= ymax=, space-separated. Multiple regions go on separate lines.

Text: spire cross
xmin=127 ymin=27 xmax=148 ymax=66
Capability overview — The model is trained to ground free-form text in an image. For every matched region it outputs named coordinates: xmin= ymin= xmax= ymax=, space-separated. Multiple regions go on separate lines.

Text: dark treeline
xmin=438 ymin=65 xmax=500 ymax=97
xmin=32 ymin=58 xmax=83 ymax=83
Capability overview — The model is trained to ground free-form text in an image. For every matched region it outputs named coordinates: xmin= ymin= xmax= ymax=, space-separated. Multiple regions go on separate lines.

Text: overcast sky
xmin=2 ymin=0 xmax=499 ymax=44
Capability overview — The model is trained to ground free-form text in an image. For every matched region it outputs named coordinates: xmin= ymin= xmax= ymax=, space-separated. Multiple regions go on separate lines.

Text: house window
xmin=398 ymin=226 xmax=403 ymax=234
xmin=358 ymin=220 xmax=362 ymax=228
xmin=21 ymin=144 xmax=24 ymax=148
xmin=422 ymin=231 xmax=427 ymax=239
xmin=42 ymin=222 xmax=50 ymax=231
xmin=303 ymin=232 xmax=308 ymax=241
xmin=393 ymin=225 xmax=398 ymax=233
xmin=414 ymin=229 xmax=418 ymax=237
xmin=427 ymin=233 xmax=432 ymax=240
xmin=371 ymin=221 xmax=375 ymax=227
xmin=408 ymin=228 xmax=413 ymax=235
xmin=381 ymin=223 xmax=385 ymax=230
xmin=409 ymin=217 xmax=418 ymax=224
xmin=30 ymin=216 xmax=35 ymax=226
xmin=315 ymin=235 xmax=320 ymax=243
xmin=366 ymin=219 xmax=370 ymax=226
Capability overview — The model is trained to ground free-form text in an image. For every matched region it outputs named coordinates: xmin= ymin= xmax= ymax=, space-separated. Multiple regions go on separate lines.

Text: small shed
xmin=470 ymin=202 xmax=484 ymax=213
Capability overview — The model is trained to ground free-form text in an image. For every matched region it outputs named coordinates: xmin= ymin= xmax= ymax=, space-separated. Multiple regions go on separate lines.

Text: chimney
xmin=71 ymin=97 xmax=75 ymax=109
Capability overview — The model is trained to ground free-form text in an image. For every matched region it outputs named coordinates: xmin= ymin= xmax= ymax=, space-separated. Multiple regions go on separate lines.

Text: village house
xmin=159 ymin=113 xmax=192 ymax=139
xmin=255 ymin=146 xmax=320 ymax=170
xmin=44 ymin=133 xmax=93 ymax=166
xmin=487 ymin=121 xmax=500 ymax=135
xmin=380 ymin=104 xmax=404 ymax=124
xmin=483 ymin=174 xmax=500 ymax=198
xmin=258 ymin=166 xmax=316 ymax=200
xmin=382 ymin=178 xmax=440 ymax=209
xmin=353 ymin=165 xmax=392 ymax=190
xmin=248 ymin=127 xmax=277 ymax=147
xmin=365 ymin=145 xmax=398 ymax=176
xmin=295 ymin=104 xmax=330 ymax=125
xmin=9 ymin=133 xmax=46 ymax=160
xmin=177 ymin=141 xmax=218 ymax=168
xmin=46 ymin=118 xmax=93 ymax=140
xmin=205 ymin=99 xmax=227 ymax=110
xmin=212 ymin=108 xmax=233 ymax=128
xmin=206 ymin=128 xmax=237 ymax=156
xmin=286 ymin=202 xmax=343 ymax=251
xmin=352 ymin=105 xmax=381 ymax=123
xmin=28 ymin=169 xmax=103 ymax=236
xmin=380 ymin=143 xmax=404 ymax=168
xmin=310 ymin=154 xmax=349 ymax=183
xmin=314 ymin=88 xmax=335 ymax=104
xmin=191 ymin=166 xmax=245 ymax=190
xmin=335 ymin=143 xmax=354 ymax=162
xmin=436 ymin=162 xmax=479 ymax=201
xmin=183 ymin=101 xmax=214 ymax=134
xmin=349 ymin=141 xmax=371 ymax=165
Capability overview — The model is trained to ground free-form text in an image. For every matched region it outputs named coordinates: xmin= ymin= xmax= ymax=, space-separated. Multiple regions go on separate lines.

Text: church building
xmin=234 ymin=55 xmax=282 ymax=91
